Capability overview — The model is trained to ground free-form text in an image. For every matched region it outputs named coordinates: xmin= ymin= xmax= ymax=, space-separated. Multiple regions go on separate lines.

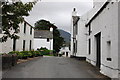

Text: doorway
xmin=66 ymin=52 xmax=68 ymax=57
xmin=95 ymin=32 xmax=101 ymax=69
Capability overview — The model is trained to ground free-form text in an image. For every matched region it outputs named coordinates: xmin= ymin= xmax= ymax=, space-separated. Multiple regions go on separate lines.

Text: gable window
xmin=47 ymin=38 xmax=49 ymax=42
xmin=24 ymin=22 xmax=26 ymax=34
xmin=23 ymin=40 xmax=26 ymax=51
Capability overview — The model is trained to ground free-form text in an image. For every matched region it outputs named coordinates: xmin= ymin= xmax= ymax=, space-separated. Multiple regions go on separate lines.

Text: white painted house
xmin=59 ymin=47 xmax=70 ymax=57
xmin=0 ymin=20 xmax=34 ymax=53
xmin=34 ymin=28 xmax=53 ymax=50
xmin=71 ymin=0 xmax=120 ymax=78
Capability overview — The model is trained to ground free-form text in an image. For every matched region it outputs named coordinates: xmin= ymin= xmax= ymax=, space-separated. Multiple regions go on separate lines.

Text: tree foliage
xmin=35 ymin=19 xmax=56 ymax=30
xmin=34 ymin=19 xmax=65 ymax=53
xmin=1 ymin=1 xmax=36 ymax=42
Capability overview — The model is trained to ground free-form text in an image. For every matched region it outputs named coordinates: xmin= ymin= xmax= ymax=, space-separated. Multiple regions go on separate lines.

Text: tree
xmin=35 ymin=19 xmax=56 ymax=30
xmin=34 ymin=19 xmax=65 ymax=53
xmin=1 ymin=1 xmax=36 ymax=42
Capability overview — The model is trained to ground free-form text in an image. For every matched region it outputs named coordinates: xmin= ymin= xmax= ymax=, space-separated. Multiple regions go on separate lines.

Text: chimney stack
xmin=72 ymin=8 xmax=77 ymax=16
xmin=50 ymin=27 xmax=53 ymax=32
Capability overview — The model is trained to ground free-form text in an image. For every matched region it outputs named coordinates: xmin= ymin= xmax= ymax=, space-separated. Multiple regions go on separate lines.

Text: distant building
xmin=71 ymin=0 xmax=120 ymax=78
xmin=59 ymin=47 xmax=70 ymax=57
xmin=0 ymin=20 xmax=34 ymax=53
xmin=34 ymin=27 xmax=53 ymax=50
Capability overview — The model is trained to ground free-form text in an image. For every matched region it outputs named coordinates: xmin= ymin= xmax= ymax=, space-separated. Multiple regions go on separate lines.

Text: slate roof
xmin=34 ymin=30 xmax=53 ymax=39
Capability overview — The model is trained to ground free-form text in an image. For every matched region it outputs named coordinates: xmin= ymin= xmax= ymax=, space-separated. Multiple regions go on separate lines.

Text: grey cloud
xmin=25 ymin=2 xmax=93 ymax=33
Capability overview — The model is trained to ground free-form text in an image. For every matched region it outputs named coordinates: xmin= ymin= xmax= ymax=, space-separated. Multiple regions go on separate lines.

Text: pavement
xmin=2 ymin=56 xmax=111 ymax=79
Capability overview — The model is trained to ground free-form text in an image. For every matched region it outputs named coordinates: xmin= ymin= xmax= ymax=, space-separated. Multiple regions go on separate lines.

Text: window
xmin=88 ymin=23 xmax=91 ymax=35
xmin=29 ymin=40 xmax=32 ymax=50
xmin=23 ymin=40 xmax=25 ymax=51
xmin=24 ymin=22 xmax=26 ymax=33
xmin=73 ymin=42 xmax=76 ymax=54
xmin=76 ymin=23 xmax=78 ymax=35
xmin=13 ymin=39 xmax=16 ymax=51
xmin=75 ymin=40 xmax=77 ymax=53
xmin=30 ymin=27 xmax=32 ymax=35
xmin=106 ymin=41 xmax=112 ymax=61
xmin=47 ymin=38 xmax=49 ymax=42
xmin=88 ymin=39 xmax=91 ymax=55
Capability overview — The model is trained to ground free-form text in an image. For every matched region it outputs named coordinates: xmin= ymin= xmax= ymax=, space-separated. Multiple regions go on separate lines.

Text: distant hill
xmin=58 ymin=29 xmax=71 ymax=46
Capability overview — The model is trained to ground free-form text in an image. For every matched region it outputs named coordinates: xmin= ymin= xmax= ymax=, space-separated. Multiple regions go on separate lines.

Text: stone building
xmin=34 ymin=27 xmax=53 ymax=50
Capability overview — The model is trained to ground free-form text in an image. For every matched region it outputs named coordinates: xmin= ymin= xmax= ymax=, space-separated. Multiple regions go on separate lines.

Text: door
xmin=66 ymin=52 xmax=68 ymax=57
xmin=95 ymin=32 xmax=101 ymax=69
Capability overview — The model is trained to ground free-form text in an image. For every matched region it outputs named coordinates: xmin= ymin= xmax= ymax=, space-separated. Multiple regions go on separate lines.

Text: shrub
xmin=20 ymin=51 xmax=29 ymax=59
xmin=8 ymin=51 xmax=19 ymax=55
xmin=34 ymin=51 xmax=40 ymax=57
xmin=28 ymin=51 xmax=34 ymax=58
xmin=39 ymin=50 xmax=50 ymax=55
xmin=17 ymin=52 xmax=24 ymax=59
xmin=30 ymin=51 xmax=36 ymax=57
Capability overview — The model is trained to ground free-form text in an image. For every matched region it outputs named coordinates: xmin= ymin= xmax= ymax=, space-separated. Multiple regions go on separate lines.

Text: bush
xmin=27 ymin=51 xmax=34 ymax=58
xmin=34 ymin=51 xmax=40 ymax=57
xmin=8 ymin=51 xmax=19 ymax=55
xmin=20 ymin=51 xmax=29 ymax=59
xmin=17 ymin=52 xmax=24 ymax=59
xmin=30 ymin=51 xmax=36 ymax=57
xmin=39 ymin=50 xmax=50 ymax=55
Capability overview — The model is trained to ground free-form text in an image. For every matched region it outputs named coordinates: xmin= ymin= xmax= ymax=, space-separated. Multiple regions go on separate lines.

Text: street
xmin=3 ymin=56 xmax=110 ymax=79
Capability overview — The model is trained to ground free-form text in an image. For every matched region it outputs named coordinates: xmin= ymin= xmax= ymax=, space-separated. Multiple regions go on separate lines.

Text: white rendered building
xmin=34 ymin=28 xmax=53 ymax=50
xmin=59 ymin=47 xmax=70 ymax=57
xmin=0 ymin=20 xmax=34 ymax=53
xmin=71 ymin=0 xmax=120 ymax=78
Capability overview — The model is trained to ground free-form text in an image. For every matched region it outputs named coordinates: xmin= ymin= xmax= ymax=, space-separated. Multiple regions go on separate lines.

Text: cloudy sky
xmin=23 ymin=0 xmax=93 ymax=33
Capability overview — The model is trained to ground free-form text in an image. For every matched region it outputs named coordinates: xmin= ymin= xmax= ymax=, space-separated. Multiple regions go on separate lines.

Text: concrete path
xmin=2 ymin=56 xmax=110 ymax=79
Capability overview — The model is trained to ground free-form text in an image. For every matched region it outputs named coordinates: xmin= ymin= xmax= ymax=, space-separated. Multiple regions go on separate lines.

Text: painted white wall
xmin=0 ymin=21 xmax=34 ymax=53
xmin=118 ymin=1 xmax=120 ymax=79
xmin=86 ymin=2 xmax=119 ymax=78
xmin=74 ymin=1 xmax=120 ymax=78
xmin=59 ymin=47 xmax=70 ymax=57
xmin=34 ymin=38 xmax=53 ymax=50
xmin=16 ymin=22 xmax=34 ymax=51
xmin=76 ymin=14 xmax=87 ymax=57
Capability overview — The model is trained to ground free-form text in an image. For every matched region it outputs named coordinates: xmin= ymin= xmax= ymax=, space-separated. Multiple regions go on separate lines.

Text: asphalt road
xmin=2 ymin=56 xmax=110 ymax=79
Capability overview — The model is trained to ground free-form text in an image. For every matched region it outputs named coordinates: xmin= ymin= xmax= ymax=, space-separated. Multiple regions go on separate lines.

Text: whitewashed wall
xmin=86 ymin=2 xmax=119 ymax=78
xmin=16 ymin=22 xmax=34 ymax=51
xmin=76 ymin=15 xmax=87 ymax=57
xmin=34 ymin=38 xmax=53 ymax=50
xmin=60 ymin=47 xmax=70 ymax=57
xmin=0 ymin=21 xmax=34 ymax=53
xmin=75 ymin=1 xmax=120 ymax=78
xmin=118 ymin=1 xmax=120 ymax=79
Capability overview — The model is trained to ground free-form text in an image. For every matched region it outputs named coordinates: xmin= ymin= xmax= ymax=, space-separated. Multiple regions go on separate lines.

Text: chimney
xmin=72 ymin=8 xmax=77 ymax=16
xmin=50 ymin=27 xmax=53 ymax=32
